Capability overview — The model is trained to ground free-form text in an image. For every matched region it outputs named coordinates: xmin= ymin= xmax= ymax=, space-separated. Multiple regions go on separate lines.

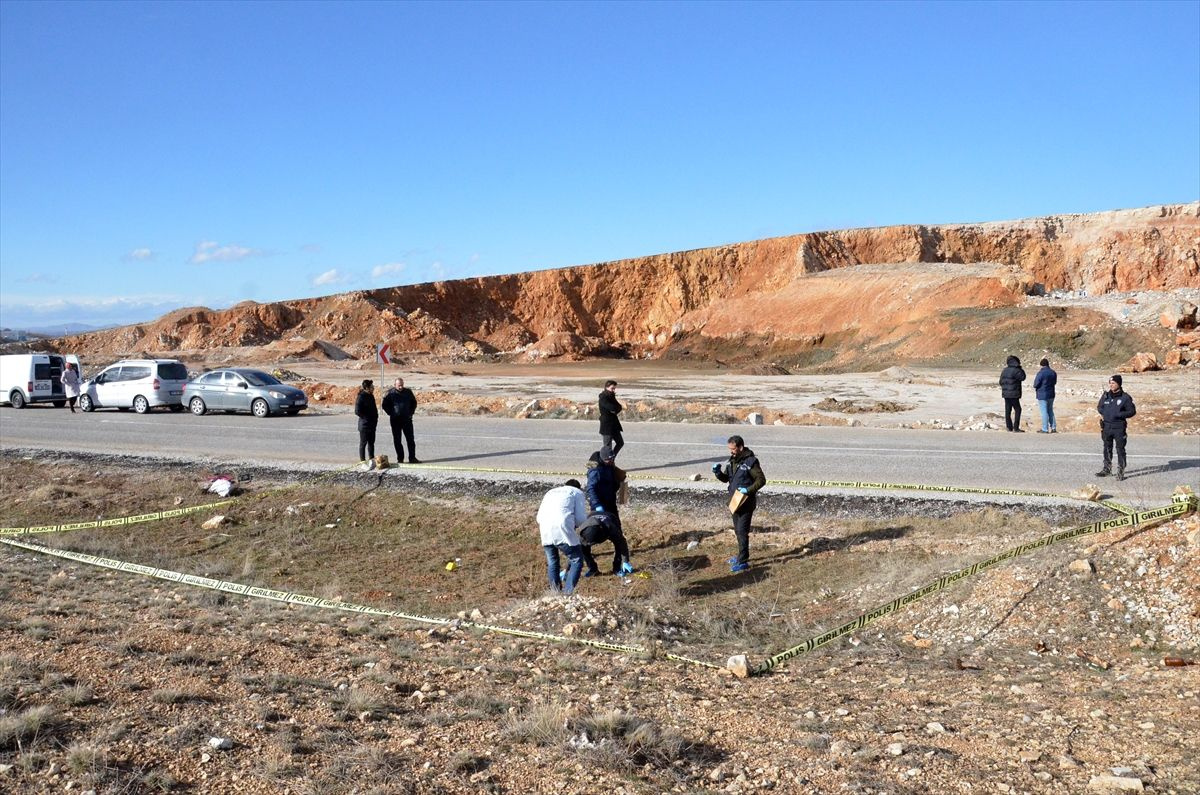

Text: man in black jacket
xmin=598 ymin=380 xmax=624 ymax=457
xmin=999 ymin=355 xmax=1026 ymax=432
xmin=382 ymin=377 xmax=420 ymax=463
xmin=354 ymin=380 xmax=378 ymax=464
xmin=713 ymin=435 xmax=766 ymax=573
xmin=1096 ymin=374 xmax=1137 ymax=481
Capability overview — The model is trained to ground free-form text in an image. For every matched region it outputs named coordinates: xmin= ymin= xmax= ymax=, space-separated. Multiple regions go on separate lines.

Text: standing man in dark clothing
xmin=1033 ymin=358 xmax=1058 ymax=433
xmin=1096 ymin=374 xmax=1136 ymax=481
xmin=712 ymin=435 xmax=766 ymax=573
xmin=598 ymin=380 xmax=624 ymax=458
xmin=999 ymin=355 xmax=1026 ymax=432
xmin=577 ymin=510 xmax=633 ymax=577
xmin=354 ymin=379 xmax=378 ymax=465
xmin=585 ymin=446 xmax=625 ymax=534
xmin=382 ymin=377 xmax=420 ymax=463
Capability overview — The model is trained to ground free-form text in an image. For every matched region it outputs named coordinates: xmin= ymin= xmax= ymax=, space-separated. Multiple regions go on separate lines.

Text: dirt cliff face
xmin=55 ymin=203 xmax=1199 ymax=370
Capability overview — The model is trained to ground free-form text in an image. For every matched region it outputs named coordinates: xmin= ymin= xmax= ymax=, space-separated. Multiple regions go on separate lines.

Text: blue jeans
xmin=1037 ymin=398 xmax=1055 ymax=432
xmin=543 ymin=543 xmax=583 ymax=594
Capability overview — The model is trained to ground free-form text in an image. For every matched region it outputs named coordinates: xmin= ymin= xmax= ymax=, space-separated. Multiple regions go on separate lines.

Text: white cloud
xmin=0 ymin=293 xmax=196 ymax=329
xmin=371 ymin=262 xmax=405 ymax=280
xmin=127 ymin=247 xmax=155 ymax=261
xmin=17 ymin=273 xmax=56 ymax=284
xmin=190 ymin=240 xmax=263 ymax=264
xmin=312 ymin=268 xmax=349 ymax=286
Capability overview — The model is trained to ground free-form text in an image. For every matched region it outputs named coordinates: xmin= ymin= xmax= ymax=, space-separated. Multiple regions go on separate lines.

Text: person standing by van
xmin=60 ymin=362 xmax=81 ymax=413
xmin=354 ymin=380 xmax=378 ymax=464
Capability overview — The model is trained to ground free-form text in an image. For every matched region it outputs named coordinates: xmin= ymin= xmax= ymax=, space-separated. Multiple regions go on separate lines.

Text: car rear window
xmin=158 ymin=363 xmax=189 ymax=381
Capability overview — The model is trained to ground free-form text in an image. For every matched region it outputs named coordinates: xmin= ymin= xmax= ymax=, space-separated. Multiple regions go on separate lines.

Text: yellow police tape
xmin=752 ymin=493 xmax=1197 ymax=675
xmin=3 ymin=493 xmax=1193 ymax=676
xmin=0 ymin=534 xmax=663 ymax=659
xmin=0 ymin=500 xmax=236 ymax=537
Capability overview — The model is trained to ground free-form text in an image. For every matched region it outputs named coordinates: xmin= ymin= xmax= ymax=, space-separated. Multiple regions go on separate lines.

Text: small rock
xmin=686 ymin=540 xmax=700 ymax=550
xmin=887 ymin=742 xmax=905 ymax=756
xmin=925 ymin=721 xmax=946 ymax=734
xmin=726 ymin=655 xmax=750 ymax=679
xmin=689 ymin=473 xmax=703 ymax=481
xmin=1058 ymin=754 xmax=1082 ymax=769
xmin=1087 ymin=774 xmax=1144 ymax=792
xmin=201 ymin=515 xmax=228 ymax=530
xmin=1068 ymin=558 xmax=1095 ymax=577
xmin=1071 ymin=485 xmax=1102 ymax=501
xmin=207 ymin=737 xmax=233 ymax=750
xmin=829 ymin=740 xmax=856 ymax=756
xmin=200 ymin=753 xmax=211 ymax=764
xmin=1019 ymin=750 xmax=1041 ymax=763
xmin=747 ymin=412 xmax=764 ymax=425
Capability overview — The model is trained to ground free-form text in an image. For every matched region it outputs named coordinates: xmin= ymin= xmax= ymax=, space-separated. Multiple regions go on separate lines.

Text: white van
xmin=79 ymin=359 xmax=189 ymax=413
xmin=0 ymin=353 xmax=81 ymax=408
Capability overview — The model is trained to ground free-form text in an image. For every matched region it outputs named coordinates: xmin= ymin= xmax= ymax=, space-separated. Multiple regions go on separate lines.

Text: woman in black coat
xmin=999 ymin=356 xmax=1026 ymax=432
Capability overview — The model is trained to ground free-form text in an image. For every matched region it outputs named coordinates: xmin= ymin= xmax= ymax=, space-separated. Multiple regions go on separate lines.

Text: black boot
xmin=1094 ymin=468 xmax=1110 ymax=477
xmin=1116 ymin=470 xmax=1125 ymax=481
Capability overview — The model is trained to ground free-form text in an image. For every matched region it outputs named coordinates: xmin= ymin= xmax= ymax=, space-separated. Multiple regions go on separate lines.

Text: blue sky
xmin=2 ymin=1 xmax=1197 ymax=330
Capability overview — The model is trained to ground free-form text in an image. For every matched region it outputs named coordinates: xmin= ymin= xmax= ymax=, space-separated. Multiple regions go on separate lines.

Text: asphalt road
xmin=2 ymin=405 xmax=1196 ymax=506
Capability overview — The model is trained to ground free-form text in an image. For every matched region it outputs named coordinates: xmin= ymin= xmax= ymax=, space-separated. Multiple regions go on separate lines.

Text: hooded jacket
xmin=585 ymin=451 xmax=626 ymax=511
xmin=999 ymin=356 xmax=1026 ymax=399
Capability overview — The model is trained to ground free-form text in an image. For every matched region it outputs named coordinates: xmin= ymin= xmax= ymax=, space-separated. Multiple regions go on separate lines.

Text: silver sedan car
xmin=183 ymin=368 xmax=308 ymax=418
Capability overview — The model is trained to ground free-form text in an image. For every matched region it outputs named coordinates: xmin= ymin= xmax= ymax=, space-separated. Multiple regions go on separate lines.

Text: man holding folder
xmin=712 ymin=435 xmax=767 ymax=573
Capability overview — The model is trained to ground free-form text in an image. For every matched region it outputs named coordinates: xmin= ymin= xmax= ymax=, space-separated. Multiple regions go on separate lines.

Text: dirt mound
xmin=50 ymin=203 xmax=1198 ymax=371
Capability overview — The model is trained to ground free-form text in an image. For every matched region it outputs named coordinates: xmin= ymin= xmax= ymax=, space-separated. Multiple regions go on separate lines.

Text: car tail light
xmin=27 ymin=381 xmax=33 ymax=394
xmin=153 ymin=377 xmax=161 ymax=390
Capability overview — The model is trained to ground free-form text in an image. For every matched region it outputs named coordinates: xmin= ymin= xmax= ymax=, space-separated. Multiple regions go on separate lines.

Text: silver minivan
xmin=79 ymin=359 xmax=189 ymax=413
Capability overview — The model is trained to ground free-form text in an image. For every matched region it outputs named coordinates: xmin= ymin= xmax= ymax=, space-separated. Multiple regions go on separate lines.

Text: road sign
xmin=375 ymin=344 xmax=391 ymax=365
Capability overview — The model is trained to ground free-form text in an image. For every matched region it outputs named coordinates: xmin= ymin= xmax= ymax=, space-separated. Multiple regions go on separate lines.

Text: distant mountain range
xmin=1 ymin=322 xmax=114 ymax=340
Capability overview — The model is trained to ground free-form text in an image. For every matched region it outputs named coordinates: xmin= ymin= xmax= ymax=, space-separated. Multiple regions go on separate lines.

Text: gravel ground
xmin=2 ymin=455 xmax=1197 ymax=794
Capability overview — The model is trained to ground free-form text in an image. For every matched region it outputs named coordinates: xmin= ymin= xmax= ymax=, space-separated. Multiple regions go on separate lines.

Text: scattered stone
xmin=1071 ymin=485 xmax=1102 ymax=501
xmin=887 ymin=742 xmax=905 ymax=756
xmin=1087 ymin=774 xmax=1144 ymax=792
xmin=207 ymin=737 xmax=233 ymax=750
xmin=1068 ymin=558 xmax=1095 ymax=577
xmin=746 ymin=412 xmax=764 ymax=425
xmin=725 ymin=655 xmax=750 ymax=679
xmin=1118 ymin=352 xmax=1159 ymax=373
xmin=201 ymin=515 xmax=228 ymax=530
xmin=689 ymin=473 xmax=703 ymax=481
xmin=925 ymin=721 xmax=946 ymax=734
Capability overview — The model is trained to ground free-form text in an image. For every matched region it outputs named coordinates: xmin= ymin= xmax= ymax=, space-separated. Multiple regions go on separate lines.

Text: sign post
xmin=375 ymin=343 xmax=390 ymax=389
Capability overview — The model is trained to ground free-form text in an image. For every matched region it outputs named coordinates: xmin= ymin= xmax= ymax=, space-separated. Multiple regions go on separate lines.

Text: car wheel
xmin=169 ymin=404 xmax=185 ymax=413
xmin=79 ymin=394 xmax=95 ymax=412
xmin=133 ymin=395 xmax=150 ymax=414
xmin=9 ymin=390 xmax=26 ymax=409
xmin=252 ymin=398 xmax=270 ymax=418
xmin=189 ymin=397 xmax=207 ymax=416
xmin=53 ymin=400 xmax=66 ymax=408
